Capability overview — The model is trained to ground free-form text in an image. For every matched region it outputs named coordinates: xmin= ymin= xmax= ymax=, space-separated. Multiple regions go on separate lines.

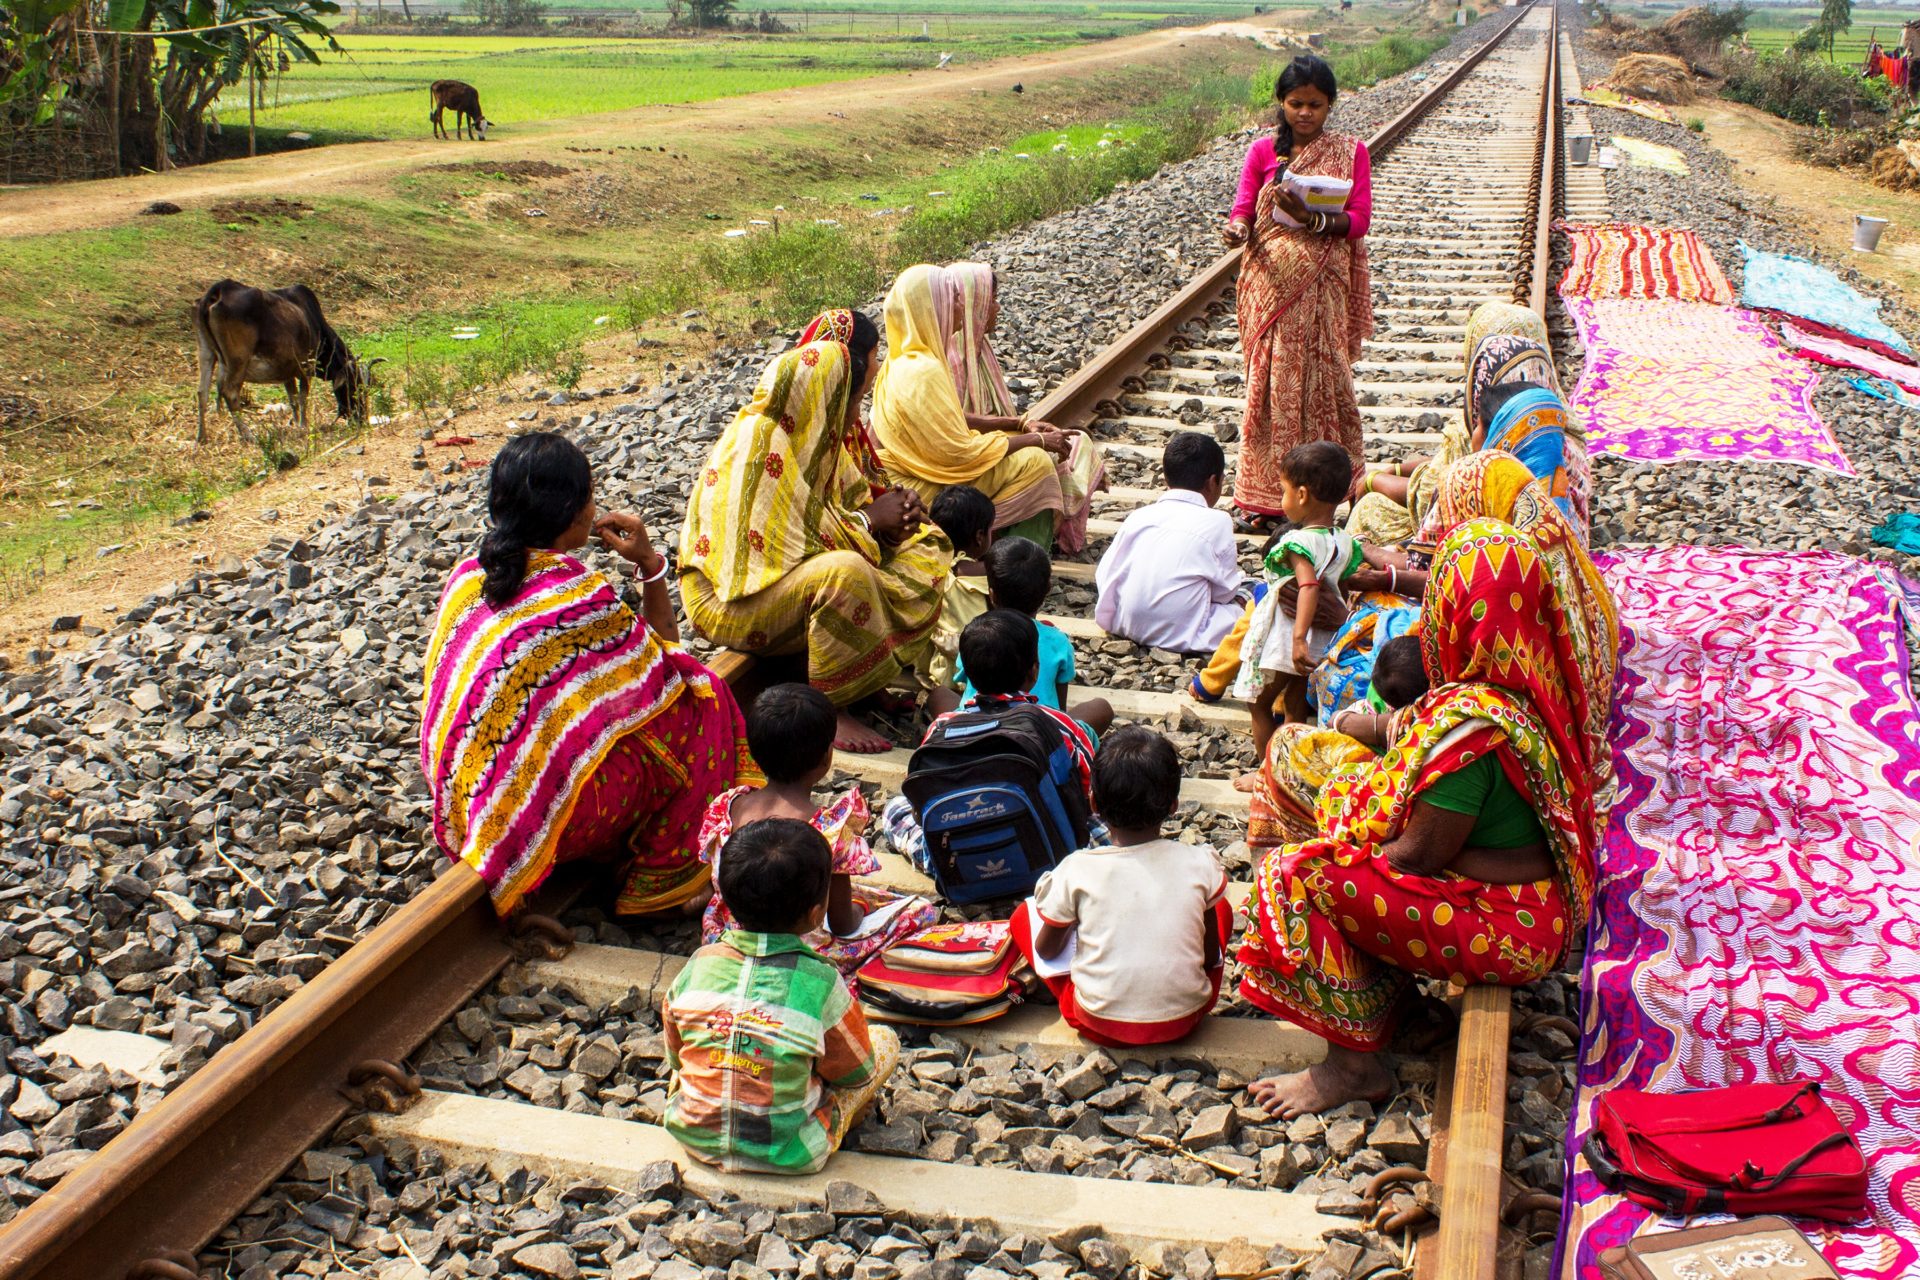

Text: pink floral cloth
xmin=698 ymin=785 xmax=938 ymax=975
xmin=1566 ymin=298 xmax=1854 ymax=475
xmin=1562 ymin=548 xmax=1920 ymax=1280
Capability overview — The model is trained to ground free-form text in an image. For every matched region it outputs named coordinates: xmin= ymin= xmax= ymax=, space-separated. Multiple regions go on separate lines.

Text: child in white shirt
xmin=1095 ymin=432 xmax=1247 ymax=653
xmin=1011 ymin=725 xmax=1230 ymax=1047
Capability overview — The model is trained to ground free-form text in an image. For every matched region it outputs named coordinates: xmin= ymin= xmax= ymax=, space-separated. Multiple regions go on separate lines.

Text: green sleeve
xmin=1341 ymin=537 xmax=1366 ymax=580
xmin=1421 ymin=754 xmax=1495 ymax=815
xmin=1263 ymin=534 xmax=1321 ymax=581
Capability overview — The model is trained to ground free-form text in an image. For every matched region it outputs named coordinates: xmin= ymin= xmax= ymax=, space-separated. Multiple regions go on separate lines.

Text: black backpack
xmin=902 ymin=702 xmax=1093 ymax=905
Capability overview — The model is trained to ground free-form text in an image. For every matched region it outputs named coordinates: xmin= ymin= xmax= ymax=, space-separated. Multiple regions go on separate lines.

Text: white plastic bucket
xmin=1569 ymin=134 xmax=1594 ymax=165
xmin=1854 ymin=215 xmax=1890 ymax=253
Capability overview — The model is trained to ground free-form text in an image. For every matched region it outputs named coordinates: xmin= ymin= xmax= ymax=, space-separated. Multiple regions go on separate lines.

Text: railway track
xmin=0 ymin=9 xmax=1583 ymax=1278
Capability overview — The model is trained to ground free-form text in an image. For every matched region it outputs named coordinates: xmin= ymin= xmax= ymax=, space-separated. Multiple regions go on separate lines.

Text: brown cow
xmin=192 ymin=280 xmax=379 ymax=444
xmin=430 ymin=80 xmax=490 ymax=140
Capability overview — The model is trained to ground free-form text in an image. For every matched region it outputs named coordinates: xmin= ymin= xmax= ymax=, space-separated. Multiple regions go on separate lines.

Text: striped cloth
xmin=421 ymin=550 xmax=689 ymax=914
xmin=1554 ymin=222 xmax=1734 ymax=305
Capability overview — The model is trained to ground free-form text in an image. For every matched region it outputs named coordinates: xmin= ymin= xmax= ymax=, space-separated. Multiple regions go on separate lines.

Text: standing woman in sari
xmin=1225 ymin=55 xmax=1374 ymax=526
xmin=871 ymin=263 xmax=1085 ymax=549
xmin=423 ymin=433 xmax=753 ymax=919
xmin=681 ymin=321 xmax=950 ymax=754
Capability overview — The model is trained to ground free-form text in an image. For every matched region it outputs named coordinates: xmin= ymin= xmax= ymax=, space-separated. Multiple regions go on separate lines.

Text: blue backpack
xmin=902 ymin=704 xmax=1092 ymax=905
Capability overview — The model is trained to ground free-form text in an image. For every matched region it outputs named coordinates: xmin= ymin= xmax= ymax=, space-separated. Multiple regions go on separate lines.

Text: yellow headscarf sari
xmin=679 ymin=341 xmax=881 ymax=604
xmin=870 ymin=263 xmax=1011 ymax=485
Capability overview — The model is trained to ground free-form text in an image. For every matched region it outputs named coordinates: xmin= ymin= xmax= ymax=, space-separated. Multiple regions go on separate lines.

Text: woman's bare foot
xmin=1234 ymin=771 xmax=1264 ymax=794
xmin=1249 ymin=1046 xmax=1394 ymax=1119
xmin=834 ymin=711 xmax=893 ymax=754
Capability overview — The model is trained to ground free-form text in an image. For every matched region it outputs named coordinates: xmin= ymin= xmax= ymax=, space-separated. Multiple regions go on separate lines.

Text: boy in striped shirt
xmin=663 ymin=817 xmax=901 ymax=1173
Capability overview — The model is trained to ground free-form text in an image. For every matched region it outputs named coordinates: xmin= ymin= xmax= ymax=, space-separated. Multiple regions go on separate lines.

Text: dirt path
xmin=0 ymin=17 xmax=1282 ymax=662
xmin=0 ymin=24 xmax=1229 ymax=239
xmin=1694 ymin=100 xmax=1920 ymax=301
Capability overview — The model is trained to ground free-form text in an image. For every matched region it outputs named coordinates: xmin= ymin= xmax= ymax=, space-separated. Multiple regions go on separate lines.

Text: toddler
xmin=698 ymin=683 xmax=935 ymax=974
xmin=1012 ymin=726 xmax=1231 ymax=1047
xmin=1329 ymin=634 xmax=1429 ymax=749
xmin=1234 ymin=442 xmax=1365 ymax=765
xmin=665 ymin=817 xmax=901 ymax=1174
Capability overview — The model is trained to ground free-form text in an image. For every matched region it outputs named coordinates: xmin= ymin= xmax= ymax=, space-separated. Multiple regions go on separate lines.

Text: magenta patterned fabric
xmin=1566 ymin=298 xmax=1854 ymax=475
xmin=1561 ymin=548 xmax=1920 ymax=1280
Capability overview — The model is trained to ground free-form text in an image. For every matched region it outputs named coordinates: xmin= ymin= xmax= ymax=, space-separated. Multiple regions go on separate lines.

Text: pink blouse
xmin=1229 ymin=134 xmax=1372 ymax=239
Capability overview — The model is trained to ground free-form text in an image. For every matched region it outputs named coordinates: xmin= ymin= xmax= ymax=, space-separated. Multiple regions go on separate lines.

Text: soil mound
xmin=208 ymin=197 xmax=313 ymax=223
xmin=425 ymin=159 xmax=573 ymax=180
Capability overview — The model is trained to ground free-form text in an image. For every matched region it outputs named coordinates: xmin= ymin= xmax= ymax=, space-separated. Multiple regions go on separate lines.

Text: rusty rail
xmin=0 ymin=11 xmax=1553 ymax=1278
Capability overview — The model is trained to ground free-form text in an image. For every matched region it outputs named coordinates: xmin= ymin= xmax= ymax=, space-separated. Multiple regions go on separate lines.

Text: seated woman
xmin=871 ymin=263 xmax=1101 ymax=550
xmin=943 ymin=262 xmax=1104 ymax=550
xmin=423 ymin=432 xmax=753 ymax=918
xmin=1236 ymin=513 xmax=1615 ymax=1117
xmin=680 ymin=316 xmax=950 ymax=754
xmin=1345 ymin=302 xmax=1557 ymax=546
xmin=1259 ymin=451 xmax=1618 ymax=842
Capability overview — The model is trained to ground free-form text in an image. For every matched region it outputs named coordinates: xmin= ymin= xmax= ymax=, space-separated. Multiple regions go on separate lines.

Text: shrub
xmin=1723 ymin=48 xmax=1887 ymax=126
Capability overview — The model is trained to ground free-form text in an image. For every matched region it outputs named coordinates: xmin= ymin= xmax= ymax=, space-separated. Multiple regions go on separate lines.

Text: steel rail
xmin=0 ymin=13 xmax=1552 ymax=1278
xmin=1421 ymin=8 xmax=1558 ymax=1280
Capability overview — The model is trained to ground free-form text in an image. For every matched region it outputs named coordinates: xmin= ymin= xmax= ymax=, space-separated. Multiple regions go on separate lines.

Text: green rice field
xmin=223 ymin=2 xmax=1304 ymax=141
xmin=1614 ymin=2 xmax=1920 ymax=63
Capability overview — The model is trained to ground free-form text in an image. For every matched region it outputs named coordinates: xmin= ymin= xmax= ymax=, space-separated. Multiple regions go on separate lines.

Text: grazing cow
xmin=192 ymin=280 xmax=380 ymax=444
xmin=430 ymin=80 xmax=490 ymax=141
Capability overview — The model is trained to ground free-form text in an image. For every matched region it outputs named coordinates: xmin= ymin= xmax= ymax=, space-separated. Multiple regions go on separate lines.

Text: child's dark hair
xmin=1092 ymin=725 xmax=1182 ymax=831
xmin=1370 ymin=635 xmax=1430 ymax=709
xmin=1273 ymin=55 xmax=1339 ymax=156
xmin=958 ymin=609 xmax=1037 ymax=696
xmin=846 ymin=311 xmax=880 ymax=391
xmin=480 ymin=432 xmax=592 ymax=607
xmin=984 ymin=536 xmax=1051 ymax=616
xmin=1163 ymin=432 xmax=1227 ymax=494
xmin=747 ymin=683 xmax=836 ymax=783
xmin=1475 ymin=379 xmax=1540 ymax=432
xmin=717 ymin=818 xmax=833 ymax=933
xmin=930 ymin=485 xmax=996 ymax=555
xmin=1281 ymin=441 xmax=1352 ymax=505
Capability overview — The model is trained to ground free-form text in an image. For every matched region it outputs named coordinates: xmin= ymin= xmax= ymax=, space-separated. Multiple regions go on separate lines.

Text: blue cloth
xmin=957 ymin=617 xmax=1076 ymax=710
xmin=1308 ymin=600 xmax=1420 ymax=724
xmin=1740 ymin=241 xmax=1911 ymax=354
xmin=1484 ymin=386 xmax=1574 ymax=521
xmin=1849 ymin=376 xmax=1920 ymax=411
xmin=1871 ymin=513 xmax=1920 ymax=555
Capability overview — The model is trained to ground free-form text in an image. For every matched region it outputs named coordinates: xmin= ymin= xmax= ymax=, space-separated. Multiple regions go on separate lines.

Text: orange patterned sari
xmin=1234 ymin=131 xmax=1374 ymax=515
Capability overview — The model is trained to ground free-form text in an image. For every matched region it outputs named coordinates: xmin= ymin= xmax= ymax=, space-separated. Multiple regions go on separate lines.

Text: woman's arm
xmin=964 ymin=411 xmax=1023 ymax=435
xmin=1229 ymin=136 xmax=1276 ymax=225
xmin=594 ymin=512 xmax=680 ymax=642
xmin=1380 ymin=799 xmax=1477 ymax=877
xmin=1344 ymin=143 xmax=1372 ymax=239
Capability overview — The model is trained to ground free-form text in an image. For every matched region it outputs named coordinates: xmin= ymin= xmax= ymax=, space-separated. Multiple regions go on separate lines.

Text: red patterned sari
xmin=1234 ymin=132 xmax=1375 ymax=515
xmin=1238 ymin=518 xmax=1609 ymax=1050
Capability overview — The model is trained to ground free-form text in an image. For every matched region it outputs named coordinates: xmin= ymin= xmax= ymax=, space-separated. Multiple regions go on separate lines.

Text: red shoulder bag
xmin=1583 ymin=1080 xmax=1868 ymax=1221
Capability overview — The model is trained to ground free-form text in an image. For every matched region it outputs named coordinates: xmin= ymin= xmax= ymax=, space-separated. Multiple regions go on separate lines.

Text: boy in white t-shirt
xmin=1010 ymin=725 xmax=1231 ymax=1047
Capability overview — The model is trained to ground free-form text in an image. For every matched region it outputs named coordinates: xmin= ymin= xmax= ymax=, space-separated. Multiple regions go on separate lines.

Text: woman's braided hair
xmin=478 ymin=431 xmax=593 ymax=607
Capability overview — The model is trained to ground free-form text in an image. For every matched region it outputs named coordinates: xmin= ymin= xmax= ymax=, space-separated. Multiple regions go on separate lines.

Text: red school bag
xmin=1583 ymin=1080 xmax=1869 ymax=1221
